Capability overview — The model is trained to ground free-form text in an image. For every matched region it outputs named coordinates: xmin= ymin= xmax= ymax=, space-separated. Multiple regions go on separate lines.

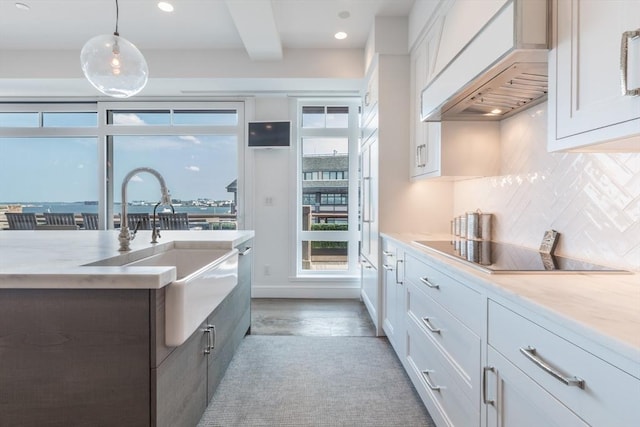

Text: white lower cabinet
xmin=484 ymin=347 xmax=589 ymax=427
xmin=406 ymin=316 xmax=480 ymax=427
xmin=401 ymin=243 xmax=482 ymax=427
xmin=485 ymin=300 xmax=640 ymax=427
xmin=381 ymin=236 xmax=640 ymax=427
xmin=360 ymin=256 xmax=379 ymax=332
xmin=382 ymin=240 xmax=404 ymax=355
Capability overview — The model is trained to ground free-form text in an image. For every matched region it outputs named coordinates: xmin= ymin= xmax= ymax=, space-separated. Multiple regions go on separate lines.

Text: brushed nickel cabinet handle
xmin=382 ymin=250 xmax=394 ymax=257
xmin=482 ymin=366 xmax=496 ymax=406
xmin=209 ymin=324 xmax=216 ymax=351
xmin=203 ymin=328 xmax=212 ymax=354
xmin=421 ymin=317 xmax=441 ymax=334
xmin=395 ymin=259 xmax=403 ymax=285
xmin=519 ymin=346 xmax=585 ymax=389
xmin=239 ymin=246 xmax=252 ymax=256
xmin=419 ymin=276 xmax=439 ymax=289
xmin=420 ymin=370 xmax=442 ymax=391
xmin=620 ymin=29 xmax=640 ymax=96
xmin=382 ymin=264 xmax=394 ymax=271
xmin=203 ymin=324 xmax=216 ymax=354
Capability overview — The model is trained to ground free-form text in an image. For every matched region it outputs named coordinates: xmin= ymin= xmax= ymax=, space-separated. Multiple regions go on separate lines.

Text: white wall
xmin=453 ymin=103 xmax=640 ymax=271
xmin=246 ymin=97 xmax=365 ymax=298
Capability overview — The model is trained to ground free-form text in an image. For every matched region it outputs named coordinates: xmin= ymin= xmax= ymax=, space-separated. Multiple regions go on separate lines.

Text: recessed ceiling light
xmin=490 ymin=108 xmax=502 ymax=115
xmin=338 ymin=10 xmax=350 ymax=19
xmin=15 ymin=2 xmax=30 ymax=11
xmin=157 ymin=1 xmax=174 ymax=12
xmin=334 ymin=32 xmax=348 ymax=40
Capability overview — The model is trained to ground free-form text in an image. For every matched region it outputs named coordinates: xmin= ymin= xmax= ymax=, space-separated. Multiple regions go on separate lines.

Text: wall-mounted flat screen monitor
xmin=248 ymin=121 xmax=291 ymax=147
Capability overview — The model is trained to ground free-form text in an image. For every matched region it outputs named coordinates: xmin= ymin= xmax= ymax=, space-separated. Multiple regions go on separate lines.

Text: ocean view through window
xmin=0 ymin=102 xmax=244 ymax=230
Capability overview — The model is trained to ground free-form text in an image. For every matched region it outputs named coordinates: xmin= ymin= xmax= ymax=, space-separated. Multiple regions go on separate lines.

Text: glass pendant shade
xmin=80 ymin=34 xmax=148 ymax=98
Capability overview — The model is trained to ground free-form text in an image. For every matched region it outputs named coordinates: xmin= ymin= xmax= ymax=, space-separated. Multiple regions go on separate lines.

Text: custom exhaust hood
xmin=421 ymin=0 xmax=550 ymax=122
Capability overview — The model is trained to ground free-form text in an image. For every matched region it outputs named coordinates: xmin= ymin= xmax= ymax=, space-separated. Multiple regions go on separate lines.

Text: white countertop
xmin=0 ymin=230 xmax=254 ymax=289
xmin=382 ymin=232 xmax=640 ymax=370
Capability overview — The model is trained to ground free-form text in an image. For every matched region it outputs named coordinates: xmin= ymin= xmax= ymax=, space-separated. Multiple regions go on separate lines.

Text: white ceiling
xmin=0 ymin=0 xmax=419 ymax=97
xmin=0 ymin=0 xmax=416 ymax=57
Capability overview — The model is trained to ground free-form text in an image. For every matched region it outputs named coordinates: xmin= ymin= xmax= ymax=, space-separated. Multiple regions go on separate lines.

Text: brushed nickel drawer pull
xmin=382 ymin=264 xmax=394 ymax=271
xmin=519 ymin=346 xmax=585 ymax=389
xmin=419 ymin=276 xmax=439 ymax=289
xmin=239 ymin=246 xmax=252 ymax=256
xmin=420 ymin=370 xmax=441 ymax=391
xmin=421 ymin=317 xmax=441 ymax=334
xmin=382 ymin=250 xmax=394 ymax=257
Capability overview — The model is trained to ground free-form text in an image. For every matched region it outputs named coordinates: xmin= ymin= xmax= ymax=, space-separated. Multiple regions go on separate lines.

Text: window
xmin=296 ymin=100 xmax=360 ymax=275
xmin=0 ymin=104 xmax=99 ymax=225
xmin=0 ymin=102 xmax=243 ymax=231
xmin=103 ymin=102 xmax=243 ymax=230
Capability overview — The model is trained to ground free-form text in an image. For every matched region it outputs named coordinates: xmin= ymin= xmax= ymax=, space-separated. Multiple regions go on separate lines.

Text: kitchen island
xmin=0 ymin=230 xmax=254 ymax=427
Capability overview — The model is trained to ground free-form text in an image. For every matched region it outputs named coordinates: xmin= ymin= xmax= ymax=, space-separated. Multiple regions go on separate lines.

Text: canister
xmin=466 ymin=211 xmax=480 ymax=240
xmin=453 ymin=216 xmax=461 ymax=236
xmin=480 ymin=213 xmax=493 ymax=241
xmin=459 ymin=215 xmax=467 ymax=239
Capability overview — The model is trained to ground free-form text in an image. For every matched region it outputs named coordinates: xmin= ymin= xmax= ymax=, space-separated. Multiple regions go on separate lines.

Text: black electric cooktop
xmin=413 ymin=240 xmax=627 ymax=274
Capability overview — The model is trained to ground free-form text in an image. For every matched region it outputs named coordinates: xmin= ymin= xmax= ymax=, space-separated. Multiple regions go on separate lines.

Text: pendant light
xmin=80 ymin=0 xmax=148 ymax=98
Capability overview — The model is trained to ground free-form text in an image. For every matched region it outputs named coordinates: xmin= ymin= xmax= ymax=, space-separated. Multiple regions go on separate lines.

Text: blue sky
xmin=0 ymin=135 xmax=237 ymax=203
xmin=0 ymin=111 xmax=238 ymax=203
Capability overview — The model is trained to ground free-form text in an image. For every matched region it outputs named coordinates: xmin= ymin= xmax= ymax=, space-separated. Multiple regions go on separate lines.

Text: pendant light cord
xmin=114 ymin=0 xmax=120 ymax=36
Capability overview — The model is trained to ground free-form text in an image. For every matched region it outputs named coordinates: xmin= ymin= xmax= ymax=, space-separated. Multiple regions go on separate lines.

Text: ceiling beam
xmin=224 ymin=0 xmax=283 ymax=61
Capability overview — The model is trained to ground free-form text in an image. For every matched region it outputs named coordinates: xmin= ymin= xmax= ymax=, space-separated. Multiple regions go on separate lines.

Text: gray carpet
xmin=197 ymin=335 xmax=435 ymax=427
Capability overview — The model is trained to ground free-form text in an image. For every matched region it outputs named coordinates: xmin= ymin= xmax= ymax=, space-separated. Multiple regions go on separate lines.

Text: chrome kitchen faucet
xmin=118 ymin=167 xmax=172 ymax=251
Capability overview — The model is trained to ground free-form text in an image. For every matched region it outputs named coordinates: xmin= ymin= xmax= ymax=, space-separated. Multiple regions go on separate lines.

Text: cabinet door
xmin=411 ymin=32 xmax=442 ymax=179
xmin=206 ymin=268 xmax=251 ymax=401
xmin=361 ymin=257 xmax=379 ymax=332
xmin=360 ymin=136 xmax=378 ymax=267
xmin=381 ymin=244 xmax=399 ymax=345
xmin=411 ymin=35 xmax=428 ymax=179
xmin=154 ymin=322 xmax=208 ymax=427
xmin=485 ymin=347 xmax=589 ymax=427
xmin=550 ymin=0 xmax=640 ymax=151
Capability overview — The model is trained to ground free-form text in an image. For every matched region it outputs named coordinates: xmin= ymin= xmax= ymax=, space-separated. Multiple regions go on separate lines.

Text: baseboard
xmin=251 ymin=284 xmax=361 ymax=299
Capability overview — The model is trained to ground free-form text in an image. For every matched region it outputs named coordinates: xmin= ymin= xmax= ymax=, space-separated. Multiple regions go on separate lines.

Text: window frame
xmin=293 ymin=98 xmax=361 ymax=277
xmin=0 ymin=101 xmax=244 ymax=230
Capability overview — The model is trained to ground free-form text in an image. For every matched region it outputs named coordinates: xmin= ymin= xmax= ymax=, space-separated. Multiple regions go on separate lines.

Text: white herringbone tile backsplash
xmin=453 ymin=103 xmax=640 ymax=271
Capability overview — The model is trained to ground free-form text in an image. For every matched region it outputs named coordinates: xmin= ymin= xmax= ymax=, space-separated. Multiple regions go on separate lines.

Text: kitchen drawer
xmin=407 ymin=281 xmax=481 ymax=405
xmin=488 ymin=300 xmax=640 ymax=427
xmin=405 ymin=318 xmax=479 ymax=427
xmin=405 ymin=251 xmax=482 ymax=334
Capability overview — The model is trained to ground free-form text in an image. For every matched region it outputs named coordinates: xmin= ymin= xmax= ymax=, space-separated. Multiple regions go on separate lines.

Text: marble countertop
xmin=0 ymin=230 xmax=254 ymax=289
xmin=382 ymin=232 xmax=640 ymax=370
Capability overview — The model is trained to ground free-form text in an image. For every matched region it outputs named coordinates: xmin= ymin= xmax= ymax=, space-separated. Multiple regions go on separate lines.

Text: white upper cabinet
xmin=410 ymin=13 xmax=501 ymax=180
xmin=548 ymin=0 xmax=640 ymax=152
